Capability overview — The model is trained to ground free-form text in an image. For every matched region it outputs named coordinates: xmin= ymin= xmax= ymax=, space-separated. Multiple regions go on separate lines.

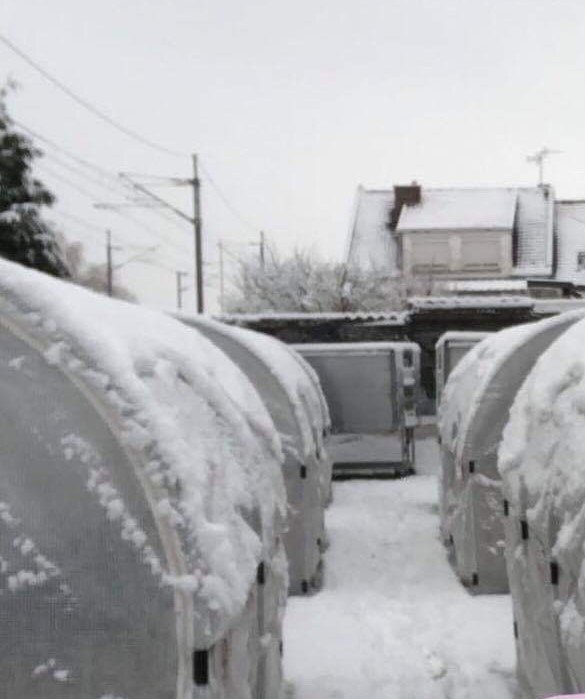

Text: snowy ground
xmin=284 ymin=437 xmax=517 ymax=699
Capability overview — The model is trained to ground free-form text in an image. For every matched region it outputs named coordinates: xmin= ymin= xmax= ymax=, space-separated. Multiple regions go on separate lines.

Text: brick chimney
xmin=389 ymin=182 xmax=421 ymax=230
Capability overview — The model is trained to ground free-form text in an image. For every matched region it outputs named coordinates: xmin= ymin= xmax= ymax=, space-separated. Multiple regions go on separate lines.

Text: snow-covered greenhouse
xmin=438 ymin=311 xmax=585 ymax=594
xmin=499 ymin=314 xmax=585 ymax=699
xmin=295 ymin=342 xmax=420 ymax=477
xmin=0 ymin=260 xmax=288 ymax=699
xmin=178 ymin=314 xmax=332 ymax=595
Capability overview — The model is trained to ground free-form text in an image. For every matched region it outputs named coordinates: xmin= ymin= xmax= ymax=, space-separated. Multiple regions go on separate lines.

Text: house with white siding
xmin=346 ymin=182 xmax=585 ymax=296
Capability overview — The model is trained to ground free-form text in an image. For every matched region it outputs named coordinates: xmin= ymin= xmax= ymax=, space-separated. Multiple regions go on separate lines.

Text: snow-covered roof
xmin=513 ymin=186 xmax=555 ymax=277
xmin=346 ymin=185 xmax=555 ymax=278
xmin=397 ymin=188 xmax=517 ymax=232
xmin=445 ymin=279 xmax=528 ymax=293
xmin=554 ymin=200 xmax=585 ymax=285
xmin=345 ymin=187 xmax=398 ymax=273
xmin=408 ymin=296 xmax=534 ymax=310
xmin=0 ymin=259 xmax=286 ymax=642
xmin=219 ymin=310 xmax=408 ymax=324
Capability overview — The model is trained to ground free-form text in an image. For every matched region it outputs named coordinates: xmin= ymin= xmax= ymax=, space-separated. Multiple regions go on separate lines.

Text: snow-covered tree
xmin=0 ymin=84 xmax=70 ymax=278
xmin=225 ymin=248 xmax=436 ymax=313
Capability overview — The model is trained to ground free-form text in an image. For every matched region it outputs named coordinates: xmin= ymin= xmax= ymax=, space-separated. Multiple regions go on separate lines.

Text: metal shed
xmin=294 ymin=342 xmax=420 ymax=477
xmin=178 ymin=315 xmax=330 ymax=596
xmin=0 ymin=262 xmax=287 ymax=699
xmin=498 ymin=314 xmax=585 ymax=699
xmin=438 ymin=311 xmax=585 ymax=594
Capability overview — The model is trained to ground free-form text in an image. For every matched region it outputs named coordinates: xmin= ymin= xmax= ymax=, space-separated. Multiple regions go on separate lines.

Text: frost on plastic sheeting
xmin=0 ymin=501 xmax=66 ymax=595
xmin=499 ymin=315 xmax=585 ymax=696
xmin=0 ymin=257 xmax=287 ymax=634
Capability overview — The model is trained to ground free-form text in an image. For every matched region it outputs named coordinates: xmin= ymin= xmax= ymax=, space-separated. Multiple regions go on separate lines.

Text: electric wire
xmin=0 ymin=32 xmax=186 ymax=158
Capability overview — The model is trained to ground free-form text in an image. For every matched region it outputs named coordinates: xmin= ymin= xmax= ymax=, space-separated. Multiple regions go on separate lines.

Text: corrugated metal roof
xmin=408 ymin=296 xmax=534 ymax=310
xmin=555 ymin=201 xmax=585 ymax=285
xmin=397 ymin=188 xmax=517 ymax=231
xmin=217 ymin=311 xmax=408 ymax=324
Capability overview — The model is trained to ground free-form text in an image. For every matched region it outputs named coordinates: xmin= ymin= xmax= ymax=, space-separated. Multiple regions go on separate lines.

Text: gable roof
xmin=397 ymin=188 xmax=517 ymax=232
xmin=345 ymin=187 xmax=398 ymax=274
xmin=346 ymin=184 xmax=555 ymax=278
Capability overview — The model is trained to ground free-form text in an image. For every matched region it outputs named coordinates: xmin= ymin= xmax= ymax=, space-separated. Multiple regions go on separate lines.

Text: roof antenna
xmin=526 ymin=147 xmax=561 ymax=186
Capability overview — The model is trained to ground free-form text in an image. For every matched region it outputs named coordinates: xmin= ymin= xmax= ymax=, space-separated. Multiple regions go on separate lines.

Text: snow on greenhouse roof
xmin=178 ymin=314 xmax=330 ymax=456
xmin=439 ymin=311 xmax=585 ymax=461
xmin=397 ymin=188 xmax=517 ymax=231
xmin=499 ymin=313 xmax=585 ymax=511
xmin=0 ymin=259 xmax=286 ymax=638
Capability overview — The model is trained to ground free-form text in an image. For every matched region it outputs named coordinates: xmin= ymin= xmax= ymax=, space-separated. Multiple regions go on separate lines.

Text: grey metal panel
xmin=295 ymin=342 xmax=420 ymax=475
xmin=0 ymin=322 xmax=178 ymax=699
xmin=435 ymin=332 xmax=490 ymax=407
xmin=303 ymin=351 xmax=397 ymax=433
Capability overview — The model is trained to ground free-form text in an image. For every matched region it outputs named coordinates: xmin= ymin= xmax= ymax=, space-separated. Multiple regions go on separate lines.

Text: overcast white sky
xmin=3 ymin=0 xmax=585 ymax=312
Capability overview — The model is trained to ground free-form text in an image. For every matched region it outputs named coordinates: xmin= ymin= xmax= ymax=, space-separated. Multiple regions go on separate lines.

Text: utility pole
xmin=106 ymin=230 xmax=113 ymax=296
xmin=118 ymin=160 xmax=205 ymax=314
xmin=192 ymin=154 xmax=204 ymax=313
xmin=176 ymin=271 xmax=189 ymax=310
xmin=218 ymin=241 xmax=225 ymax=313
xmin=259 ymin=231 xmax=265 ymax=270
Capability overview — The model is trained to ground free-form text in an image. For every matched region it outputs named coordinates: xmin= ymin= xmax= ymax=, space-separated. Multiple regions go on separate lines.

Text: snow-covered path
xmin=284 ymin=440 xmax=517 ymax=699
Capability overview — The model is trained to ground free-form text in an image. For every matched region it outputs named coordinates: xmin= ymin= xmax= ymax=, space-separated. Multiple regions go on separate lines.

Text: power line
xmin=37 ymin=162 xmax=191 ymax=256
xmin=199 ymin=160 xmax=258 ymax=232
xmin=12 ymin=77 xmax=263 ymax=242
xmin=0 ymin=32 xmax=186 ymax=159
xmin=13 ymin=118 xmax=122 ymax=183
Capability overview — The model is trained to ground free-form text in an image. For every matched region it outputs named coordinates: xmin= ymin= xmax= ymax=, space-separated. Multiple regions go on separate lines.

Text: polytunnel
xmin=177 ymin=315 xmax=331 ymax=596
xmin=499 ymin=314 xmax=585 ymax=699
xmin=438 ymin=310 xmax=585 ymax=594
xmin=435 ymin=331 xmax=490 ymax=409
xmin=0 ymin=260 xmax=287 ymax=699
xmin=294 ymin=342 xmax=420 ymax=477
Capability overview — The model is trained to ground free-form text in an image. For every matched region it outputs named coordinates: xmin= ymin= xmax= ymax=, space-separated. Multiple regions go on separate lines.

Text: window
xmin=577 ymin=252 xmax=585 ymax=271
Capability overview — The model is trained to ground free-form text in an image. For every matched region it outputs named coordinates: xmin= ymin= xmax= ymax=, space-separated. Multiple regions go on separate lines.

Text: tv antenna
xmin=526 ymin=147 xmax=561 ymax=185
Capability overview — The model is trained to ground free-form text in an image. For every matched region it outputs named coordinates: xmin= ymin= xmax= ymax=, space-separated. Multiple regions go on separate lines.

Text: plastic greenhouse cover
xmin=0 ymin=259 xmax=287 ymax=641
